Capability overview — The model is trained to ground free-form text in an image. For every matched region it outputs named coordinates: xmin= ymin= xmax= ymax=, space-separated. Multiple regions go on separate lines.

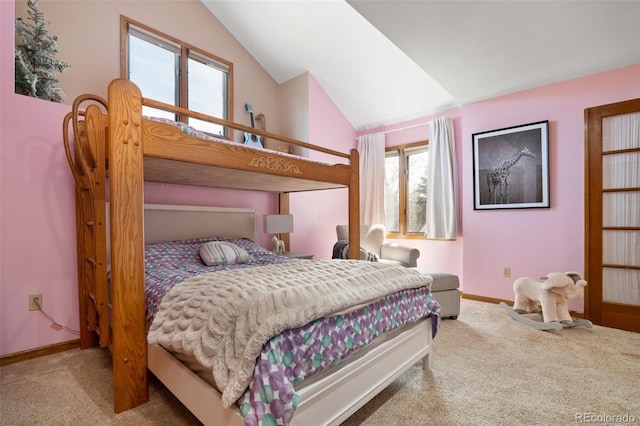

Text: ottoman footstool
xmin=411 ymin=268 xmax=460 ymax=319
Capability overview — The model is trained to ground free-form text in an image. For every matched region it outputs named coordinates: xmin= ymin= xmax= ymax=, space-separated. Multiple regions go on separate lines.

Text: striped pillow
xmin=199 ymin=241 xmax=252 ymax=266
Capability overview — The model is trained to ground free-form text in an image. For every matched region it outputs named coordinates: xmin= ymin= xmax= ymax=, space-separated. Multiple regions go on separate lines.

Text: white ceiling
xmin=202 ymin=1 xmax=640 ymax=131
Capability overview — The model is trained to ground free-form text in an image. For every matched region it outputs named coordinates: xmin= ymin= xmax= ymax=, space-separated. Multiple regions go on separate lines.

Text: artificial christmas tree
xmin=15 ymin=0 xmax=70 ymax=103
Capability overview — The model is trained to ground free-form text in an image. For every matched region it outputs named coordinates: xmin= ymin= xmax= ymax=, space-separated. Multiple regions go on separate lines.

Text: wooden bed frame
xmin=62 ymin=78 xmax=432 ymax=424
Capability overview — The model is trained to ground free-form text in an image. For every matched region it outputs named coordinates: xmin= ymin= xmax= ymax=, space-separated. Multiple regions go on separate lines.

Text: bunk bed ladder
xmin=63 ymin=100 xmax=109 ymax=350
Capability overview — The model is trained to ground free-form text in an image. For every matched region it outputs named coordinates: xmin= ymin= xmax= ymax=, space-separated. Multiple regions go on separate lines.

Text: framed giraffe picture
xmin=472 ymin=120 xmax=550 ymax=210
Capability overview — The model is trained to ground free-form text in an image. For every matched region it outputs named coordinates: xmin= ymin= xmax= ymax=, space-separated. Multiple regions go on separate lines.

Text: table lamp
xmin=263 ymin=214 xmax=293 ymax=254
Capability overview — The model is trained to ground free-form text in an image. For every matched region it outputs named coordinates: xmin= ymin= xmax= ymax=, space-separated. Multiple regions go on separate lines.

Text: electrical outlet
xmin=502 ymin=267 xmax=511 ymax=278
xmin=28 ymin=294 xmax=42 ymax=311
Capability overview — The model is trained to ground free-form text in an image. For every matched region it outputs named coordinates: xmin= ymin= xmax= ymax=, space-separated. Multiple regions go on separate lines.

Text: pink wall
xmin=461 ymin=64 xmax=640 ymax=308
xmin=360 ymin=63 xmax=640 ymax=314
xmin=2 ymin=1 xmax=80 ymax=355
xmin=289 ymin=74 xmax=356 ymax=259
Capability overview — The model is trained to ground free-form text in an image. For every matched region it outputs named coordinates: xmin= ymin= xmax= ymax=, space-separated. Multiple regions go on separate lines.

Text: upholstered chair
xmin=335 ymin=225 xmax=420 ymax=268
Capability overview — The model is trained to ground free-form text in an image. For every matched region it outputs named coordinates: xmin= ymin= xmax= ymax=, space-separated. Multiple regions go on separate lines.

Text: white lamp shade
xmin=263 ymin=214 xmax=294 ymax=234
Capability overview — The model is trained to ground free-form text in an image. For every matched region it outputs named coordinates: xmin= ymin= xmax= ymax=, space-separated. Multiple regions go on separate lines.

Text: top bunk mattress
xmin=139 ymin=116 xmax=352 ymax=192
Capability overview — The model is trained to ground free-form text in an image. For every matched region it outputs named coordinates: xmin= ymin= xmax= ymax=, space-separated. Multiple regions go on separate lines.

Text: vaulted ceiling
xmin=202 ymin=1 xmax=640 ymax=131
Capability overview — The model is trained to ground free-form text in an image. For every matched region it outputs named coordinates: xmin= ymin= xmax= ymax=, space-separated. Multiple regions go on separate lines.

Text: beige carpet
xmin=1 ymin=299 xmax=639 ymax=426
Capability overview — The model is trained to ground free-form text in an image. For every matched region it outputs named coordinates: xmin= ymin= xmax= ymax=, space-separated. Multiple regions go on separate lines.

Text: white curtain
xmin=425 ymin=116 xmax=457 ymax=239
xmin=357 ymin=132 xmax=385 ymax=225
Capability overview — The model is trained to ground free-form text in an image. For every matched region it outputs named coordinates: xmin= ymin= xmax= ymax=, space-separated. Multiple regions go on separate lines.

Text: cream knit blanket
xmin=147 ymin=259 xmax=432 ymax=407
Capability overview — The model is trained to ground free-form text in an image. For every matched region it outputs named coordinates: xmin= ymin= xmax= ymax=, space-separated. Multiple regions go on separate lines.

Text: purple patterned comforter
xmin=239 ymin=287 xmax=439 ymax=425
xmin=144 ymin=237 xmax=300 ymax=322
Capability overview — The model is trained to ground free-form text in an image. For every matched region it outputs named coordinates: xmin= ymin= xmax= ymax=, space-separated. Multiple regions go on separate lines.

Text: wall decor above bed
xmin=472 ymin=120 xmax=550 ymax=210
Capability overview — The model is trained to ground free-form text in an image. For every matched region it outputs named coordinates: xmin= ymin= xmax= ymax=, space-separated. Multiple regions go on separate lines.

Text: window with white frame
xmin=121 ymin=16 xmax=232 ymax=138
xmin=384 ymin=142 xmax=428 ymax=236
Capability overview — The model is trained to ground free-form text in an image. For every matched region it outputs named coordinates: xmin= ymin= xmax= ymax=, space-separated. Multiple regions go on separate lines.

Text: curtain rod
xmin=382 ymin=122 xmax=430 ymax=134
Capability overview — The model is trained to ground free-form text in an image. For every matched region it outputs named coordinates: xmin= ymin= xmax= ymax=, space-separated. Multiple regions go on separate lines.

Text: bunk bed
xmin=62 ymin=78 xmax=439 ymax=425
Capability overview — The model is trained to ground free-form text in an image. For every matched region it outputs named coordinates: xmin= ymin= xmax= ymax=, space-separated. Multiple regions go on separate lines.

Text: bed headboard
xmin=105 ymin=204 xmax=256 ymax=270
xmin=106 ymin=203 xmax=256 ymax=246
xmin=143 ymin=204 xmax=257 ymax=243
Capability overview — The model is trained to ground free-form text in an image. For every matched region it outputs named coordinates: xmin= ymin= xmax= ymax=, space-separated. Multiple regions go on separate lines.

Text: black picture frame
xmin=472 ymin=120 xmax=550 ymax=210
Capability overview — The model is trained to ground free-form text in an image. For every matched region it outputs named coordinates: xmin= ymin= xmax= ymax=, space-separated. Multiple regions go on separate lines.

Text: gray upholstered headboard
xmin=143 ymin=204 xmax=257 ymax=243
xmin=106 ymin=203 xmax=257 ymax=250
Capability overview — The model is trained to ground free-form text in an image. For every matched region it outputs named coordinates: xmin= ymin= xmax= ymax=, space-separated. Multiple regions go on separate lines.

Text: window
xmin=384 ymin=142 xmax=428 ymax=237
xmin=121 ymin=16 xmax=233 ymax=138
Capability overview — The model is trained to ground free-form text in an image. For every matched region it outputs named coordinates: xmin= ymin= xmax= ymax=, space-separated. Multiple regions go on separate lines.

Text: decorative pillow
xmin=331 ymin=240 xmax=379 ymax=262
xmin=199 ymin=241 xmax=252 ymax=266
xmin=360 ymin=247 xmax=379 ymax=262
